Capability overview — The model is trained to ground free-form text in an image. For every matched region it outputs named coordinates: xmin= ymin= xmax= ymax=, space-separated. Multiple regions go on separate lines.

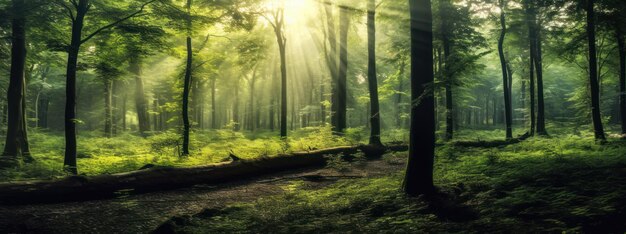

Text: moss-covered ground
xmin=168 ymin=125 xmax=626 ymax=233
xmin=0 ymin=126 xmax=408 ymax=181
xmin=1 ymin=124 xmax=626 ymax=233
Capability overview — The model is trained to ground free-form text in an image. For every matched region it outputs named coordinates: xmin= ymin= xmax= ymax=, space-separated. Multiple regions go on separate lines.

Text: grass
xmin=168 ymin=127 xmax=626 ymax=233
xmin=0 ymin=126 xmax=408 ymax=181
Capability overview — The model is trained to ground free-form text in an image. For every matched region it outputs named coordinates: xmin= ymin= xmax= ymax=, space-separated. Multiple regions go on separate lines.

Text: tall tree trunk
xmin=534 ymin=27 xmax=547 ymax=135
xmin=274 ymin=10 xmax=288 ymax=138
xmin=153 ymin=96 xmax=159 ymax=131
xmin=248 ymin=69 xmax=257 ymax=132
xmin=122 ymin=91 xmax=127 ymax=131
xmin=586 ymin=0 xmax=606 ymax=141
xmin=256 ymin=99 xmax=261 ymax=130
xmin=130 ymin=56 xmax=150 ymax=136
xmin=485 ymin=93 xmax=490 ymax=124
xmin=1 ymin=0 xmax=28 ymax=166
xmin=35 ymin=66 xmax=49 ymax=129
xmin=498 ymin=0 xmax=512 ymax=140
xmin=521 ymin=77 xmax=526 ymax=124
xmin=403 ymin=0 xmax=435 ymax=196
xmin=210 ymin=78 xmax=217 ymax=129
xmin=63 ymin=0 xmax=89 ymax=175
xmin=526 ymin=0 xmax=536 ymax=135
xmin=367 ymin=0 xmax=382 ymax=146
xmin=20 ymin=86 xmax=30 ymax=159
xmin=181 ymin=0 xmax=192 ymax=156
xmin=104 ymin=79 xmax=113 ymax=138
xmin=182 ymin=36 xmax=192 ymax=155
xmin=112 ymin=80 xmax=118 ymax=136
xmin=493 ymin=97 xmax=497 ymax=126
xmin=617 ymin=28 xmax=626 ymax=135
xmin=269 ymin=97 xmax=275 ymax=131
xmin=324 ymin=2 xmax=339 ymax=131
xmin=192 ymin=80 xmax=201 ymax=129
xmin=396 ymin=61 xmax=406 ymax=129
xmin=440 ymin=0 xmax=453 ymax=140
xmin=320 ymin=77 xmax=326 ymax=124
xmin=337 ymin=5 xmax=349 ymax=133
xmin=233 ymin=77 xmax=240 ymax=131
xmin=37 ymin=93 xmax=48 ymax=129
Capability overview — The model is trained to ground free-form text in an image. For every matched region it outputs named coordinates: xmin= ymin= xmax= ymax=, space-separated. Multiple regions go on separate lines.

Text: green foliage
xmin=174 ymin=131 xmax=626 ymax=233
xmin=0 ymin=126 xmax=372 ymax=181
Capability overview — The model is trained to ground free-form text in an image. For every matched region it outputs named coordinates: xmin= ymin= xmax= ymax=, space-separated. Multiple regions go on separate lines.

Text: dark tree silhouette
xmin=182 ymin=0 xmax=192 ymax=156
xmin=403 ymin=0 xmax=435 ymax=196
xmin=1 ymin=0 xmax=31 ymax=166
xmin=439 ymin=0 xmax=454 ymax=141
xmin=367 ymin=0 xmax=382 ymax=146
xmin=129 ymin=55 xmax=151 ymax=136
xmin=324 ymin=1 xmax=339 ymax=132
xmin=498 ymin=0 xmax=513 ymax=140
xmin=618 ymin=28 xmax=626 ymax=135
xmin=336 ymin=5 xmax=349 ymax=133
xmin=585 ymin=0 xmax=606 ymax=142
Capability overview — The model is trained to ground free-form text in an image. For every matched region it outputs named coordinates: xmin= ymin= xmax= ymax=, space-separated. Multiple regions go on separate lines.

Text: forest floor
xmin=0 ymin=126 xmax=405 ymax=181
xmin=1 ymin=124 xmax=626 ymax=233
xmin=168 ymin=128 xmax=626 ymax=233
xmin=0 ymin=158 xmax=405 ymax=233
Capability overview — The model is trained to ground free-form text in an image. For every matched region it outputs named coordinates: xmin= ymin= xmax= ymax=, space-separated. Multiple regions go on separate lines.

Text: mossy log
xmin=0 ymin=144 xmax=407 ymax=205
xmin=453 ymin=132 xmax=531 ymax=148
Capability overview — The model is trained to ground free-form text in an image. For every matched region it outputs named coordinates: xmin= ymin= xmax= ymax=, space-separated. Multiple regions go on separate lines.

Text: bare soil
xmin=0 ymin=159 xmax=404 ymax=234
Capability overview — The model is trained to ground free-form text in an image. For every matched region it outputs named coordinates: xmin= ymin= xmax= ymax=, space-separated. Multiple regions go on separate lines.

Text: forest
xmin=0 ymin=0 xmax=625 ymax=233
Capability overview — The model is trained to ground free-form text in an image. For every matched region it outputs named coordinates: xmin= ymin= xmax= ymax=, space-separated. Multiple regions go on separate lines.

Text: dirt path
xmin=0 ymin=159 xmax=405 ymax=234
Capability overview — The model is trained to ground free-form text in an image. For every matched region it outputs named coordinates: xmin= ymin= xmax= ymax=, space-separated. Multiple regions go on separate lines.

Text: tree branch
xmin=80 ymin=0 xmax=157 ymax=45
xmin=55 ymin=1 xmax=75 ymax=22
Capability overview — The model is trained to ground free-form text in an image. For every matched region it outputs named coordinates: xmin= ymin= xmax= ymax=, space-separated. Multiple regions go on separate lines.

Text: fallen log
xmin=453 ymin=132 xmax=531 ymax=148
xmin=0 ymin=144 xmax=407 ymax=205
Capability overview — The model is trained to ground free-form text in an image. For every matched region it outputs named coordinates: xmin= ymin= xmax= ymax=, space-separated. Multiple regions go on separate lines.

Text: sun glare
xmin=262 ymin=0 xmax=313 ymax=25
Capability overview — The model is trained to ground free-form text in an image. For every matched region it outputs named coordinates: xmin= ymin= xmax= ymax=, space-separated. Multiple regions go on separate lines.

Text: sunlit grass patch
xmin=171 ymin=133 xmax=626 ymax=233
xmin=0 ymin=126 xmax=368 ymax=181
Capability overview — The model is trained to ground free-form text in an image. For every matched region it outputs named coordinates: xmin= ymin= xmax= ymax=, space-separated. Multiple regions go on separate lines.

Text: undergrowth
xmin=0 ymin=126 xmax=402 ymax=181
xmin=171 ymin=129 xmax=626 ymax=233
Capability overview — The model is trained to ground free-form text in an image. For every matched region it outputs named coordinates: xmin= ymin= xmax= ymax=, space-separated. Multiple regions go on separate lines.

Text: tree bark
xmin=20 ymin=87 xmax=30 ymax=159
xmin=63 ymin=0 xmax=89 ymax=175
xmin=153 ymin=96 xmax=159 ymax=131
xmin=396 ymin=61 xmax=406 ymax=129
xmin=112 ymin=80 xmax=118 ymax=136
xmin=182 ymin=36 xmax=192 ymax=155
xmin=233 ymin=77 xmax=240 ymax=131
xmin=525 ymin=0 xmax=536 ymax=135
xmin=336 ymin=6 xmax=349 ymax=134
xmin=181 ymin=0 xmax=192 ymax=155
xmin=439 ymin=0 xmax=453 ymax=141
xmin=586 ymin=0 xmax=606 ymax=141
xmin=617 ymin=27 xmax=626 ymax=135
xmin=324 ymin=2 xmax=339 ymax=131
xmin=104 ymin=79 xmax=113 ymax=138
xmin=247 ymin=68 xmax=257 ymax=132
xmin=1 ymin=0 xmax=28 ymax=166
xmin=210 ymin=78 xmax=217 ymax=129
xmin=121 ymin=91 xmax=127 ymax=131
xmin=534 ymin=26 xmax=547 ymax=135
xmin=403 ymin=0 xmax=435 ymax=196
xmin=37 ymin=93 xmax=48 ymax=129
xmin=275 ymin=11 xmax=288 ymax=138
xmin=367 ymin=0 xmax=382 ymax=146
xmin=498 ymin=0 xmax=513 ymax=140
xmin=129 ymin=56 xmax=150 ymax=136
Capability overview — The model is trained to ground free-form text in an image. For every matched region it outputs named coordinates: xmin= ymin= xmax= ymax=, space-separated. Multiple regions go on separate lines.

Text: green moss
xmin=174 ymin=131 xmax=626 ymax=233
xmin=0 ymin=126 xmax=372 ymax=181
